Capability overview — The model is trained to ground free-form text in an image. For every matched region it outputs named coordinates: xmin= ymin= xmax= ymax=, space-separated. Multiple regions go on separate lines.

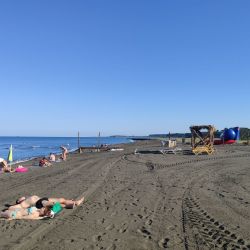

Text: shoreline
xmin=9 ymin=148 xmax=77 ymax=167
xmin=5 ymin=139 xmax=131 ymax=166
xmin=9 ymin=141 xmax=131 ymax=169
xmin=0 ymin=136 xmax=132 ymax=164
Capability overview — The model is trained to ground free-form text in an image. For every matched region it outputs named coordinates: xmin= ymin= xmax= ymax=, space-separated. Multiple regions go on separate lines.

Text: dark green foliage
xmin=240 ymin=128 xmax=250 ymax=140
xmin=149 ymin=133 xmax=191 ymax=138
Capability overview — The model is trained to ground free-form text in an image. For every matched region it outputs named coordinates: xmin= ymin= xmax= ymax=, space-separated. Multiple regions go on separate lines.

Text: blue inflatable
xmin=215 ymin=127 xmax=240 ymax=145
xmin=232 ymin=127 xmax=240 ymax=140
xmin=224 ymin=128 xmax=236 ymax=141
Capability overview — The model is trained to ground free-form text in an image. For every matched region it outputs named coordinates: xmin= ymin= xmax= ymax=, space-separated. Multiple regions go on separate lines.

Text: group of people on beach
xmin=0 ymin=146 xmax=68 ymax=171
xmin=0 ymin=145 xmax=86 ymax=221
xmin=39 ymin=152 xmax=56 ymax=167
xmin=1 ymin=195 xmax=84 ymax=220
xmin=39 ymin=146 xmax=68 ymax=167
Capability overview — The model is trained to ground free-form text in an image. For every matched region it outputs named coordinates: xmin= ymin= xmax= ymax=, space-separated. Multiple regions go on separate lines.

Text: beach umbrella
xmin=8 ymin=144 xmax=13 ymax=163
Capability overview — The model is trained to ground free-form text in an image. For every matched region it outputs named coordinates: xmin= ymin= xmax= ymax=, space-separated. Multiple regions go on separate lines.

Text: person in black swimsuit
xmin=35 ymin=197 xmax=49 ymax=209
xmin=8 ymin=195 xmax=84 ymax=210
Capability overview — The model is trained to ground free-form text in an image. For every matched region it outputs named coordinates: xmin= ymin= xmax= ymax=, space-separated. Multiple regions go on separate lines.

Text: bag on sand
xmin=50 ymin=202 xmax=62 ymax=218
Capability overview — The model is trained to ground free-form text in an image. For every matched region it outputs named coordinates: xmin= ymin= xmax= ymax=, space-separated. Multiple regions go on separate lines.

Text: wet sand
xmin=0 ymin=140 xmax=250 ymax=250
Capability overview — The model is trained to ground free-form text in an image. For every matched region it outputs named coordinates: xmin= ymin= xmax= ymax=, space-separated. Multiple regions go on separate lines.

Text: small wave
xmin=68 ymin=148 xmax=78 ymax=153
xmin=9 ymin=156 xmax=38 ymax=166
xmin=32 ymin=146 xmax=40 ymax=148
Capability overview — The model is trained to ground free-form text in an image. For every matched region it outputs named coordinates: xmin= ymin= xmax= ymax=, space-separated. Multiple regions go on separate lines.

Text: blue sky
xmin=0 ymin=0 xmax=249 ymax=136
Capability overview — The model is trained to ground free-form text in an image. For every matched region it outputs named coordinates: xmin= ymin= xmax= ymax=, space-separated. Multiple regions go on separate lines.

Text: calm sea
xmin=0 ymin=136 xmax=131 ymax=163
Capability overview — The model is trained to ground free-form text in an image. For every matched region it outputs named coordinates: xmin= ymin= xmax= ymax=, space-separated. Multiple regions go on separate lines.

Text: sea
xmin=0 ymin=136 xmax=131 ymax=163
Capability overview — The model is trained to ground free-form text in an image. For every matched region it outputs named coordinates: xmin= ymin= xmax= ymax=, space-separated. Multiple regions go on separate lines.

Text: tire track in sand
xmin=9 ymin=156 xmax=122 ymax=250
xmin=181 ymin=165 xmax=250 ymax=250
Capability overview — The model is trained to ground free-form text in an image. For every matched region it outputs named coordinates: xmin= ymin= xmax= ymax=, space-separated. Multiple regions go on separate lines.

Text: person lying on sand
xmin=39 ymin=157 xmax=52 ymax=167
xmin=1 ymin=205 xmax=53 ymax=220
xmin=0 ymin=158 xmax=15 ymax=173
xmin=8 ymin=195 xmax=84 ymax=210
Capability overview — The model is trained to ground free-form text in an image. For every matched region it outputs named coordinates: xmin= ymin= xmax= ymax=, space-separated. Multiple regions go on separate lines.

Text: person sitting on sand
xmin=1 ymin=205 xmax=53 ymax=220
xmin=39 ymin=157 xmax=52 ymax=167
xmin=8 ymin=195 xmax=84 ymax=210
xmin=0 ymin=158 xmax=14 ymax=173
xmin=49 ymin=153 xmax=56 ymax=162
xmin=60 ymin=146 xmax=68 ymax=161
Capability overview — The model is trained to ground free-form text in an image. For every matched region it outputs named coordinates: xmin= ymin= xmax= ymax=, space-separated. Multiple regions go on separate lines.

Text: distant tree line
xmin=240 ymin=128 xmax=250 ymax=140
xmin=149 ymin=133 xmax=191 ymax=138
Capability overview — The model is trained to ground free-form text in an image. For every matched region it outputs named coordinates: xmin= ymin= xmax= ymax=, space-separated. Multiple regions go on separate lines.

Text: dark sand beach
xmin=0 ymin=140 xmax=250 ymax=250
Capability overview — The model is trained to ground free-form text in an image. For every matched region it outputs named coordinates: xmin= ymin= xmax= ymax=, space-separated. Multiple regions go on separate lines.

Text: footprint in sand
xmin=92 ymin=235 xmax=102 ymax=242
xmin=105 ymin=224 xmax=115 ymax=231
xmin=137 ymin=227 xmax=151 ymax=238
xmin=107 ymin=244 xmax=117 ymax=250
xmin=137 ymin=214 xmax=143 ymax=219
xmin=158 ymin=238 xmax=169 ymax=248
xmin=98 ymin=218 xmax=105 ymax=224
xmin=119 ymin=227 xmax=127 ymax=233
xmin=86 ymin=244 xmax=95 ymax=249
xmin=130 ymin=202 xmax=138 ymax=206
xmin=141 ymin=206 xmax=148 ymax=213
xmin=111 ymin=211 xmax=117 ymax=217
xmin=146 ymin=219 xmax=153 ymax=225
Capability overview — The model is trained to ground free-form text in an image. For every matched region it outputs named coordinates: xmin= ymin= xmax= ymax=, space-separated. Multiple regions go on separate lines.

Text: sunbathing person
xmin=1 ymin=205 xmax=53 ymax=220
xmin=49 ymin=153 xmax=56 ymax=162
xmin=39 ymin=157 xmax=52 ymax=167
xmin=8 ymin=195 xmax=84 ymax=210
xmin=0 ymin=158 xmax=14 ymax=173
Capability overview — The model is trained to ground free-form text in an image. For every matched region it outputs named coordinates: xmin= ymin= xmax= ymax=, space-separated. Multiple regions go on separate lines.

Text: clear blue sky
xmin=0 ymin=0 xmax=249 ymax=136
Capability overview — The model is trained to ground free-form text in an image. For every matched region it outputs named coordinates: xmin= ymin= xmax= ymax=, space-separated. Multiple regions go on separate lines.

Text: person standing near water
xmin=60 ymin=146 xmax=68 ymax=161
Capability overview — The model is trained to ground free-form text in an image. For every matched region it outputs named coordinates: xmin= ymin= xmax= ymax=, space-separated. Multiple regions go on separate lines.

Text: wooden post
xmin=97 ymin=132 xmax=101 ymax=150
xmin=78 ymin=131 xmax=80 ymax=148
xmin=78 ymin=131 xmax=82 ymax=153
xmin=248 ymin=130 xmax=250 ymax=145
xmin=182 ymin=137 xmax=185 ymax=144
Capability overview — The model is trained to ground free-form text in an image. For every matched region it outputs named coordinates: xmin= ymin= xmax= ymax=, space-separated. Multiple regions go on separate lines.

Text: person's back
xmin=49 ymin=153 xmax=56 ymax=162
